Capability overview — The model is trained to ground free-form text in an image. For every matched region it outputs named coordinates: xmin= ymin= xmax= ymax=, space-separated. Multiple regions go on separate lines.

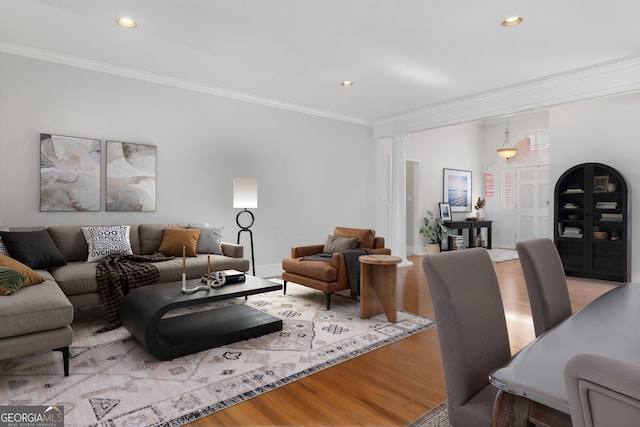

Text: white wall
xmin=406 ymin=122 xmax=484 ymax=253
xmin=0 ymin=52 xmax=382 ymax=277
xmin=549 ymin=92 xmax=640 ymax=281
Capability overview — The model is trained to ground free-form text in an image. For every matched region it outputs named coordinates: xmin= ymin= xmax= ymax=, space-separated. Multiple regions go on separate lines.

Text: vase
xmin=426 ymin=243 xmax=441 ymax=256
xmin=476 ymin=208 xmax=484 ymax=220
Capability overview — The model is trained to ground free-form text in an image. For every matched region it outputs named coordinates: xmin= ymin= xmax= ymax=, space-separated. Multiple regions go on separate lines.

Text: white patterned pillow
xmin=0 ymin=226 xmax=9 ymax=256
xmin=81 ymin=226 xmax=133 ymax=263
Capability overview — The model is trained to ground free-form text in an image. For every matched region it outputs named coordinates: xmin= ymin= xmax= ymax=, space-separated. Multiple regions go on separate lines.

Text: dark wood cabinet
xmin=554 ymin=163 xmax=630 ymax=282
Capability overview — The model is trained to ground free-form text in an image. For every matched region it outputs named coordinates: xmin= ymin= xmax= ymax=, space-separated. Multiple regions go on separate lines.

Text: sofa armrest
xmin=372 ymin=248 xmax=391 ymax=255
xmin=373 ymin=237 xmax=386 ymax=249
xmin=331 ymin=252 xmax=349 ymax=286
xmin=291 ymin=244 xmax=325 ymax=258
xmin=221 ymin=242 xmax=244 ymax=258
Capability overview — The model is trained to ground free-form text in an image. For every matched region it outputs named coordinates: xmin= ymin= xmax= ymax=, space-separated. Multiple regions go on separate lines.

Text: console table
xmin=445 ymin=220 xmax=493 ymax=249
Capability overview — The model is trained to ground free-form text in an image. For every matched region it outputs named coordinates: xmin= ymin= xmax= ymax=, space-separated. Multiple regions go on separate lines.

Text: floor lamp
xmin=233 ymin=178 xmax=257 ymax=276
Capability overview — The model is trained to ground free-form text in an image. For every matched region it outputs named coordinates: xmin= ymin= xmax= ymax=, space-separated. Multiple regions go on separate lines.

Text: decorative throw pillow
xmin=81 ymin=225 xmax=133 ymax=263
xmin=0 ymin=266 xmax=26 ymax=295
xmin=0 ymin=254 xmax=45 ymax=286
xmin=0 ymin=226 xmax=9 ymax=256
xmin=333 ymin=227 xmax=376 ymax=249
xmin=158 ymin=228 xmax=201 ymax=257
xmin=322 ymin=235 xmax=359 ymax=254
xmin=189 ymin=225 xmax=223 ymax=255
xmin=0 ymin=230 xmax=67 ymax=269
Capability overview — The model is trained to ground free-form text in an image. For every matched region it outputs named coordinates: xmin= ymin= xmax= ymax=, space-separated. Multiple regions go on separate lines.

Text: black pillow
xmin=0 ymin=230 xmax=67 ymax=269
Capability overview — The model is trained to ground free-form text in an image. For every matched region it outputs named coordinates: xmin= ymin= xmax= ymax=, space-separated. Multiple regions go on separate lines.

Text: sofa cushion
xmin=322 ymin=235 xmax=359 ymax=254
xmin=189 ymin=224 xmax=223 ymax=255
xmin=139 ymin=223 xmax=191 ymax=255
xmin=128 ymin=224 xmax=141 ymax=255
xmin=49 ymin=261 xmax=99 ymax=296
xmin=47 ymin=226 xmax=89 ymax=262
xmin=0 ymin=226 xmax=9 ymax=256
xmin=333 ymin=227 xmax=376 ymax=249
xmin=0 ymin=254 xmax=45 ymax=286
xmin=159 ymin=228 xmax=201 ymax=257
xmin=282 ymin=258 xmax=338 ymax=282
xmin=81 ymin=225 xmax=133 ymax=262
xmin=0 ymin=230 xmax=67 ymax=269
xmin=0 ymin=280 xmax=73 ymax=339
xmin=0 ymin=266 xmax=26 ymax=295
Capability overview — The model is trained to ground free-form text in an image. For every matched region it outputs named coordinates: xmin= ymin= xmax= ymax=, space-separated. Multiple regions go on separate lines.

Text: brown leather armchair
xmin=281 ymin=227 xmax=390 ymax=309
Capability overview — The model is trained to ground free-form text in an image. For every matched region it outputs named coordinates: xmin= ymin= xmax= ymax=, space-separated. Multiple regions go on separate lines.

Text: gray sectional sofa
xmin=0 ymin=222 xmax=250 ymax=374
xmin=39 ymin=222 xmax=250 ymax=310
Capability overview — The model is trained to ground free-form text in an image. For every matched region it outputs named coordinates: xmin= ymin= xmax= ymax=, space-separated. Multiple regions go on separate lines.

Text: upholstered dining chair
xmin=422 ymin=248 xmax=512 ymax=427
xmin=516 ymin=238 xmax=572 ymax=337
xmin=565 ymin=353 xmax=640 ymax=427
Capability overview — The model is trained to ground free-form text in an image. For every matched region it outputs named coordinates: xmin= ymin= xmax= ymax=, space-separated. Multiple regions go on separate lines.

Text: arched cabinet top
xmin=554 ymin=162 xmax=627 ymax=195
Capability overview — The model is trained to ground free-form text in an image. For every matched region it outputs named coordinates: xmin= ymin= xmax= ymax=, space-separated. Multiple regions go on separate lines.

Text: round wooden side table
xmin=359 ymin=254 xmax=402 ymax=322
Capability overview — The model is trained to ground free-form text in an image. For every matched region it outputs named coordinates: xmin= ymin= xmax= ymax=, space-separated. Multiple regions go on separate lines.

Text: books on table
xmin=201 ymin=269 xmax=246 ymax=284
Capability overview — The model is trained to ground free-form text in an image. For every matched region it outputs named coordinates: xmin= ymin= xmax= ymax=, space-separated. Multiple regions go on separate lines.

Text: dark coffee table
xmin=119 ymin=275 xmax=283 ymax=360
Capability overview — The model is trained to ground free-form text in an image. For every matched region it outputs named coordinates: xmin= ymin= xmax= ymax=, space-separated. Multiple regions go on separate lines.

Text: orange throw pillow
xmin=158 ymin=228 xmax=201 ymax=257
xmin=0 ymin=254 xmax=45 ymax=286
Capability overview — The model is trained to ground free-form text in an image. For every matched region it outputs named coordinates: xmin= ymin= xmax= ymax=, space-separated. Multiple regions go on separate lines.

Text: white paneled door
xmin=515 ymin=165 xmax=550 ymax=243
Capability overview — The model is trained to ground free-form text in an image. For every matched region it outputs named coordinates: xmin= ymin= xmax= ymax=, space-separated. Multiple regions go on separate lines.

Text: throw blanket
xmin=96 ymin=253 xmax=174 ymax=330
xmin=301 ymin=249 xmax=373 ymax=298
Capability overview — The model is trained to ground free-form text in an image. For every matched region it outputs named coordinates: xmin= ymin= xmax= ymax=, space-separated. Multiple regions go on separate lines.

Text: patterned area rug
xmin=0 ymin=282 xmax=434 ymax=427
xmin=406 ymin=401 xmax=450 ymax=427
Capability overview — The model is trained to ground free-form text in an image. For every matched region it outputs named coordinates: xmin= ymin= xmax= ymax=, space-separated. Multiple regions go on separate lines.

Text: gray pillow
xmin=0 ymin=226 xmax=8 ymax=256
xmin=322 ymin=235 xmax=359 ymax=254
xmin=189 ymin=225 xmax=223 ymax=255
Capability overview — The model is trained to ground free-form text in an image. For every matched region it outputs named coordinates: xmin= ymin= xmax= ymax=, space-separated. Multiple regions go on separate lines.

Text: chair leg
xmin=54 ymin=346 xmax=70 ymax=377
xmin=283 ymin=280 xmax=287 ymax=295
xmin=326 ymin=292 xmax=332 ymax=310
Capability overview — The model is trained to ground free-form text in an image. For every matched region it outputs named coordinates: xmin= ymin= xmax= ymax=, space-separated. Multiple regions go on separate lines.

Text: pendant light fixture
xmin=497 ymin=117 xmax=518 ymax=159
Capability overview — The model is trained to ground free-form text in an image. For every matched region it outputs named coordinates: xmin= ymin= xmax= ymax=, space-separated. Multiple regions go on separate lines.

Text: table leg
xmin=492 ymin=389 xmax=572 ymax=427
xmin=492 ymin=389 xmax=530 ymax=427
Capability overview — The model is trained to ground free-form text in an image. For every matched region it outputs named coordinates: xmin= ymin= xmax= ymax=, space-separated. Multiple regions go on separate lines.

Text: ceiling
xmin=1 ymin=0 xmax=640 ymax=127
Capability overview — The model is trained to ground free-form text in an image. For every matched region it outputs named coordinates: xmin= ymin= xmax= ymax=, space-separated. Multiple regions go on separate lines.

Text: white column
xmin=389 ymin=134 xmax=413 ymax=310
xmin=389 ymin=134 xmax=411 ymax=265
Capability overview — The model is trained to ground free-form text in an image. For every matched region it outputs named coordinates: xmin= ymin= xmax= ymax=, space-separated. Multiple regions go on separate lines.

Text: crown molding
xmin=3 ymin=41 xmax=639 ymax=136
xmin=0 ymin=41 xmax=372 ymax=127
xmin=373 ymin=55 xmax=640 ymax=138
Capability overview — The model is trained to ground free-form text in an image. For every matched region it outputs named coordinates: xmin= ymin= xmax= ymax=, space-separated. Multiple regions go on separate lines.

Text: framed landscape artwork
xmin=443 ymin=168 xmax=472 ymax=212
xmin=40 ymin=133 xmax=101 ymax=212
xmin=106 ymin=141 xmax=157 ymax=211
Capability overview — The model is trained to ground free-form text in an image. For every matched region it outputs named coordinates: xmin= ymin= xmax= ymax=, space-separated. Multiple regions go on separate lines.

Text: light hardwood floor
xmin=187 ymin=254 xmax=619 ymax=427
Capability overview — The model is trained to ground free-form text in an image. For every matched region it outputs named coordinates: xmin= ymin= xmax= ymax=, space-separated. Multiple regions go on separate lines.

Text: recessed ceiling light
xmin=502 ymin=16 xmax=523 ymax=27
xmin=117 ymin=17 xmax=137 ymax=28
xmin=340 ymin=81 xmax=354 ymax=87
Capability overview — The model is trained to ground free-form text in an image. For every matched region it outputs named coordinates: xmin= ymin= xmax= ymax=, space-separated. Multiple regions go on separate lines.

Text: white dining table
xmin=489 ymin=281 xmax=640 ymax=426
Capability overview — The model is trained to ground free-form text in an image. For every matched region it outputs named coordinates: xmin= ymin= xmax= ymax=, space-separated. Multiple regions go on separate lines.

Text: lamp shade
xmin=233 ymin=178 xmax=258 ymax=209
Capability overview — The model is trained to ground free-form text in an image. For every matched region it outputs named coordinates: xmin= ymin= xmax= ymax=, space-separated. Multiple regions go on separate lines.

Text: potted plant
xmin=420 ymin=210 xmax=453 ymax=255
